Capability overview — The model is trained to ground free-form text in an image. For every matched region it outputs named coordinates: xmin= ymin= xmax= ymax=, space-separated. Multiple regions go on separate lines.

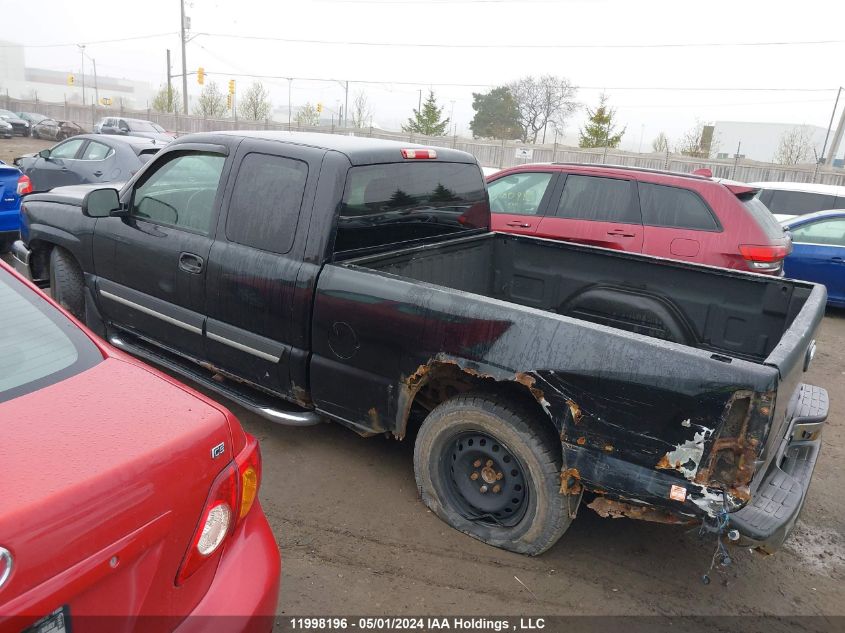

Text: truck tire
xmin=49 ymin=247 xmax=85 ymax=320
xmin=414 ymin=392 xmax=577 ymax=555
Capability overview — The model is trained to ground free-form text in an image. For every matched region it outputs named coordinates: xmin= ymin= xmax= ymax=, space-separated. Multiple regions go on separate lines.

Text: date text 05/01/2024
xmin=288 ymin=617 xmax=547 ymax=631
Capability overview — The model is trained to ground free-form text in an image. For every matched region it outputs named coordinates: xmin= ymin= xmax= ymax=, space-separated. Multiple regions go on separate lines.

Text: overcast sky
xmin=8 ymin=0 xmax=845 ymax=149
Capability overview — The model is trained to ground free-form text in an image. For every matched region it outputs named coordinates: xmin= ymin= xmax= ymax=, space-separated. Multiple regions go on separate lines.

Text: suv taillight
xmin=175 ymin=434 xmax=262 ymax=585
xmin=17 ymin=175 xmax=32 ymax=196
xmin=739 ymin=244 xmax=791 ymax=271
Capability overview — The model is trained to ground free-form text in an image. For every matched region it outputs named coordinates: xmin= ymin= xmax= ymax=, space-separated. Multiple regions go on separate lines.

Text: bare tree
xmin=508 ymin=75 xmax=578 ymax=143
xmin=675 ymin=121 xmax=719 ymax=158
xmin=240 ymin=81 xmax=272 ymax=121
xmin=350 ymin=90 xmax=374 ymax=128
xmin=193 ymin=81 xmax=227 ymax=118
xmin=151 ymin=84 xmax=181 ymax=113
xmin=773 ymin=126 xmax=815 ymax=165
xmin=294 ymin=102 xmax=321 ymax=126
xmin=651 ymin=131 xmax=670 ymax=153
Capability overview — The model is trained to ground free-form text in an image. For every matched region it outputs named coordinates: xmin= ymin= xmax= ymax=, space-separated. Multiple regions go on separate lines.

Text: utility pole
xmin=166 ymin=49 xmax=173 ymax=111
xmin=417 ymin=89 xmax=422 ymax=113
xmin=732 ymin=141 xmax=742 ymax=179
xmin=287 ymin=78 xmax=292 ymax=128
xmin=344 ymin=80 xmax=349 ymax=128
xmin=92 ymin=58 xmax=99 ymax=105
xmin=449 ymin=99 xmax=455 ymax=135
xmin=78 ymin=45 xmax=86 ymax=104
xmin=180 ymin=0 xmax=189 ymax=114
xmin=824 ymin=87 xmax=844 ymax=167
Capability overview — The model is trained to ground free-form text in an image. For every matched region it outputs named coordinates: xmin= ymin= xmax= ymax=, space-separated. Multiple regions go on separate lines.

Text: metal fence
xmin=4 ymin=95 xmax=844 ymax=186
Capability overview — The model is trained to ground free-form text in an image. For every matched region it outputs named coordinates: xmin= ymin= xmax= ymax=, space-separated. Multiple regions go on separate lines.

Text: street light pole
xmin=180 ymin=0 xmax=189 ymax=114
xmin=287 ymin=78 xmax=292 ymax=128
xmin=78 ymin=45 xmax=86 ymax=104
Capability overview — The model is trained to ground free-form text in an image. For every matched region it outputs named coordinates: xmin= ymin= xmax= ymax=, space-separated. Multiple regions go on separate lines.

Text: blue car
xmin=783 ymin=210 xmax=845 ymax=307
xmin=0 ymin=160 xmax=25 ymax=253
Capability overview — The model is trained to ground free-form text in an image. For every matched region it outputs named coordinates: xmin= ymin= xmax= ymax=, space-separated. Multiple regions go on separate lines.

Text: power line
xmin=200 ymin=71 xmax=836 ymax=92
xmin=195 ymin=32 xmax=845 ymax=50
xmin=0 ymin=33 xmax=177 ymax=48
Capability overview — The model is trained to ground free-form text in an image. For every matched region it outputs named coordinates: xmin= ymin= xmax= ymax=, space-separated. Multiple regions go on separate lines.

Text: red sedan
xmin=0 ymin=262 xmax=279 ymax=632
xmin=488 ymin=163 xmax=791 ymax=274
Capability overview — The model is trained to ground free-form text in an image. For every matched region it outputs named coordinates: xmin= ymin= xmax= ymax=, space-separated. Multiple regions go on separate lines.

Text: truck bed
xmin=355 ymin=232 xmax=814 ymax=363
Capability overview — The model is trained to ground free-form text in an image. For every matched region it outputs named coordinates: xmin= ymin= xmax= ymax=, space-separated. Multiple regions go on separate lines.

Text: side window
xmin=790 ymin=219 xmax=845 ymax=247
xmin=131 ymin=152 xmax=225 ymax=234
xmin=49 ymin=139 xmax=85 ymax=159
xmin=81 ymin=141 xmax=113 ymax=161
xmin=639 ymin=182 xmax=719 ymax=231
xmin=768 ymin=190 xmax=835 ymax=215
xmin=834 ymin=197 xmax=845 ymax=210
xmin=225 ymin=153 xmax=308 ymax=254
xmin=555 ymin=175 xmax=637 ymax=222
xmin=488 ymin=172 xmax=554 ymax=216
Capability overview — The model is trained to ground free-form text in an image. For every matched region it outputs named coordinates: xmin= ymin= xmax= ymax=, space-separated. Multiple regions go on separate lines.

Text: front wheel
xmin=414 ymin=392 xmax=578 ymax=555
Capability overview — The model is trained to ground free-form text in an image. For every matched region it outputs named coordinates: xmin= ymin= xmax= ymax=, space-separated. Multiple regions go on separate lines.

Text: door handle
xmin=607 ymin=230 xmax=636 ymax=237
xmin=832 ymin=257 xmax=844 ymax=264
xmin=506 ymin=221 xmax=532 ymax=228
xmin=179 ymin=252 xmax=204 ymax=274
xmin=93 ymin=170 xmax=103 ymax=177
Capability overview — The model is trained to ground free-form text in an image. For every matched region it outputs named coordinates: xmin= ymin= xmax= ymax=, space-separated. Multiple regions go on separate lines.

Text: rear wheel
xmin=0 ymin=236 xmax=14 ymax=254
xmin=49 ymin=247 xmax=85 ymax=320
xmin=414 ymin=392 xmax=578 ymax=555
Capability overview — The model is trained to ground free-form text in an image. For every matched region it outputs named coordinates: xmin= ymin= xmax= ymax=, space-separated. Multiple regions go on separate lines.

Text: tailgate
xmin=758 ymin=281 xmax=827 ymax=474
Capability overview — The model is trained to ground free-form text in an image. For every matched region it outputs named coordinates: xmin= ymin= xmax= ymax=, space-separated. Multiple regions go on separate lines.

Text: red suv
xmin=487 ymin=163 xmax=791 ymax=274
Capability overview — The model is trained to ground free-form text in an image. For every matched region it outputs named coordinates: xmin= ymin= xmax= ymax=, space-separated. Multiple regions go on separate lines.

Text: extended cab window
xmin=639 ymin=182 xmax=719 ymax=231
xmin=0 ymin=271 xmax=101 ymax=403
xmin=226 ymin=153 xmax=308 ymax=254
xmin=131 ymin=152 xmax=225 ymax=234
xmin=555 ymin=175 xmax=637 ymax=223
xmin=335 ymin=162 xmax=488 ymax=254
xmin=488 ymin=172 xmax=554 ymax=216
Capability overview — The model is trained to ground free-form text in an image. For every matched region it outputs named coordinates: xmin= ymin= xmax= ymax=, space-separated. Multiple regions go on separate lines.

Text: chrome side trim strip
xmin=99 ymin=289 xmax=202 ymax=335
xmin=206 ymin=330 xmax=280 ymax=363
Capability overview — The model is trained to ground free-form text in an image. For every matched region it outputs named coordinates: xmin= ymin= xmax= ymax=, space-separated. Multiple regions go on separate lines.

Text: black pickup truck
xmin=12 ymin=132 xmax=829 ymax=556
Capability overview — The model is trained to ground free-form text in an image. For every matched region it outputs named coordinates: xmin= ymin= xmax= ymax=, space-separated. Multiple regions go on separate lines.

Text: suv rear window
xmin=744 ymin=197 xmax=787 ymax=240
xmin=0 ymin=271 xmax=102 ymax=403
xmin=335 ymin=162 xmax=488 ymax=254
xmin=639 ymin=182 xmax=719 ymax=231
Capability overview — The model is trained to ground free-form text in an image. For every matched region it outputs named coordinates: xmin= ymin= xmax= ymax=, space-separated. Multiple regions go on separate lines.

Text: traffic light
xmin=197 ymin=67 xmax=205 ymax=85
xmin=228 ymin=79 xmax=235 ymax=95
xmin=227 ymin=93 xmax=233 ymax=110
xmin=67 ymin=74 xmax=75 ymax=86
xmin=316 ymin=102 xmax=323 ymax=113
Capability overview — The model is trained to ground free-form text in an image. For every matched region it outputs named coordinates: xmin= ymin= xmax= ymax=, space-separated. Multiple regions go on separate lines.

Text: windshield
xmin=335 ymin=162 xmax=488 ymax=255
xmin=0 ymin=270 xmax=102 ymax=403
xmin=128 ymin=120 xmax=158 ymax=132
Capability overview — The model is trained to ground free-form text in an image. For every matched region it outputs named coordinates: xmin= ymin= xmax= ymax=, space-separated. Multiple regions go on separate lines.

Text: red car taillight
xmin=739 ymin=243 xmax=791 ymax=271
xmin=175 ymin=434 xmax=262 ymax=585
xmin=17 ymin=174 xmax=32 ymax=195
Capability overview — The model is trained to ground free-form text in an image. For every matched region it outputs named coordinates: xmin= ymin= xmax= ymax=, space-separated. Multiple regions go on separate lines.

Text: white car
xmin=751 ymin=181 xmax=845 ymax=222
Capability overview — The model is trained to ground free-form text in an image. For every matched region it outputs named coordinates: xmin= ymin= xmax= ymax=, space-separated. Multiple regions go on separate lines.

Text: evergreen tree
xmin=469 ymin=86 xmax=521 ymax=139
xmin=387 ymin=189 xmax=416 ymax=208
xmin=402 ymin=90 xmax=450 ymax=136
xmin=579 ymin=94 xmax=625 ymax=149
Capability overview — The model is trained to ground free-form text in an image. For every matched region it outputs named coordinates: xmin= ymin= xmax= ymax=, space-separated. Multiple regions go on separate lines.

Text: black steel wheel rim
xmin=442 ymin=431 xmax=529 ymax=527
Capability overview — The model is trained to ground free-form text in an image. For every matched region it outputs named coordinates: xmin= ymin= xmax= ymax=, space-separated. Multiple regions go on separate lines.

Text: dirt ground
xmin=204 ymin=308 xmax=845 ymax=619
xmin=0 ymin=135 xmax=56 ymax=165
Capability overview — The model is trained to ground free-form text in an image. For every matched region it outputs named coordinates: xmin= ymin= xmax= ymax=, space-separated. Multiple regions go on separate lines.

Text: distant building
xmin=0 ymin=41 xmax=153 ymax=108
xmin=712 ymin=121 xmax=841 ymax=164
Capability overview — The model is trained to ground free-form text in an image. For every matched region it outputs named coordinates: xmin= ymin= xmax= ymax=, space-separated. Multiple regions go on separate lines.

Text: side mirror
xmin=82 ymin=188 xmax=121 ymax=218
xmin=119 ymin=127 xmax=129 ymax=135
xmin=38 ymin=148 xmax=51 ymax=159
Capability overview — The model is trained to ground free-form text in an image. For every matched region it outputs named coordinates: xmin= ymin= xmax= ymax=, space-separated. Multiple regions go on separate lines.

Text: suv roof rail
xmin=549 ymin=162 xmax=711 ymax=181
